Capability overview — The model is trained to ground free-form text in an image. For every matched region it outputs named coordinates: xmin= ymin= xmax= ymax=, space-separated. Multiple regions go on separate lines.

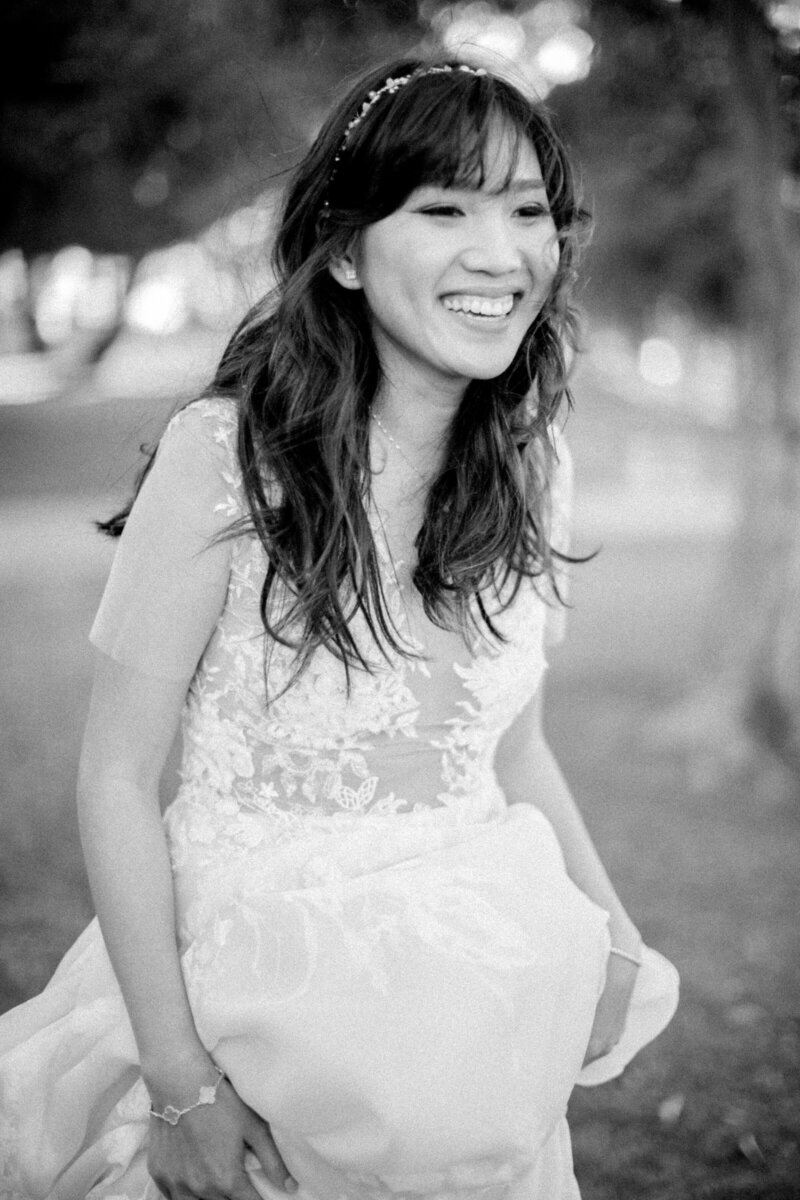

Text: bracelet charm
xmin=149 ymin=1065 xmax=226 ymax=1126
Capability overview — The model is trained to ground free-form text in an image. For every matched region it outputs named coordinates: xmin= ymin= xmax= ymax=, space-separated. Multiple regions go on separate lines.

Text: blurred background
xmin=1 ymin=1 xmax=799 ymax=1197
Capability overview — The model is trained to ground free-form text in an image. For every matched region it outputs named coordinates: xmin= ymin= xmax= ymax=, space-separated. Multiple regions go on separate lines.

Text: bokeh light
xmin=427 ymin=0 xmax=593 ymax=96
xmin=638 ymin=337 xmax=683 ymax=387
xmin=125 ymin=278 xmax=188 ymax=335
xmin=535 ymin=27 xmax=594 ymax=86
xmin=34 ymin=247 xmax=94 ymax=346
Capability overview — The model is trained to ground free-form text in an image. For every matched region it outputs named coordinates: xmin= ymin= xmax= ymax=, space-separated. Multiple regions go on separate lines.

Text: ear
xmin=328 ymin=254 xmax=362 ymax=290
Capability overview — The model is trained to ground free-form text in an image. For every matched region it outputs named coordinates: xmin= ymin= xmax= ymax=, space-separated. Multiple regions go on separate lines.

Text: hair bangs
xmin=336 ymin=69 xmax=541 ymax=220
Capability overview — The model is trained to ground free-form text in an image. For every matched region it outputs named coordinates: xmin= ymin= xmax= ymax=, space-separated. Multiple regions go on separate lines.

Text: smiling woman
xmin=334 ymin=154 xmax=560 ymax=389
xmin=0 ymin=58 xmax=678 ymax=1200
xmin=252 ymin=59 xmax=590 ymax=652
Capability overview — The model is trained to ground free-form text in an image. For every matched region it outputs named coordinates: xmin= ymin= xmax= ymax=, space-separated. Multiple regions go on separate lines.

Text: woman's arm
xmin=77 ymin=655 xmax=208 ymax=1086
xmin=78 ymin=654 xmax=295 ymax=1198
xmin=495 ymin=685 xmax=641 ymax=954
xmin=495 ymin=684 xmax=641 ymax=1063
xmin=78 ymin=402 xmax=295 ymax=1196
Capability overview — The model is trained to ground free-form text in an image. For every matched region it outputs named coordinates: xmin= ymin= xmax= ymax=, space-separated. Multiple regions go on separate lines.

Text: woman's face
xmin=348 ymin=127 xmax=560 ymax=396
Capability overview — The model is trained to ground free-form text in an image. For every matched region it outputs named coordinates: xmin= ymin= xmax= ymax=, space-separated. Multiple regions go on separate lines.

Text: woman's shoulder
xmin=155 ymin=395 xmax=244 ymax=520
xmin=163 ymin=395 xmax=239 ymax=454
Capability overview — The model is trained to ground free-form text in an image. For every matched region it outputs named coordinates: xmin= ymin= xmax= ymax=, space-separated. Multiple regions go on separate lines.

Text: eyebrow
xmin=505 ymin=177 xmax=547 ymax=192
xmin=417 ymin=177 xmax=548 ymax=195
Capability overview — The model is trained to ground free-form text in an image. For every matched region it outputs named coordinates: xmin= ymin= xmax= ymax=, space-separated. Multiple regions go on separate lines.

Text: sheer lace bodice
xmin=92 ymin=398 xmax=566 ymax=838
xmin=178 ymin=482 xmax=551 ymax=827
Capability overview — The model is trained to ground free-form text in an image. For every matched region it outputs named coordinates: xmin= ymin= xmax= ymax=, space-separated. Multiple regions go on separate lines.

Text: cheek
xmin=541 ymin=225 xmax=561 ymax=277
xmin=361 ymin=282 xmax=425 ymax=349
xmin=521 ymin=227 xmax=560 ymax=289
xmin=358 ymin=246 xmax=420 ymax=314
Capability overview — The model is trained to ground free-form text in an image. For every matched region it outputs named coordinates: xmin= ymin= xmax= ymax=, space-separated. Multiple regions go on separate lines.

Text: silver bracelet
xmin=149 ymin=1065 xmax=226 ymax=1126
xmin=609 ymin=945 xmax=643 ymax=968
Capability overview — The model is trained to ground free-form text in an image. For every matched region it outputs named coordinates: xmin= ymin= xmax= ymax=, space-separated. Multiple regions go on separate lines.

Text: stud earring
xmin=344 ymin=267 xmax=357 ymax=281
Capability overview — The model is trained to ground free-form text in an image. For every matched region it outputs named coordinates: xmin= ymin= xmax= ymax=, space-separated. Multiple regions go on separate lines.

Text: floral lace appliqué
xmin=162 ymin=400 xmax=559 ymax=882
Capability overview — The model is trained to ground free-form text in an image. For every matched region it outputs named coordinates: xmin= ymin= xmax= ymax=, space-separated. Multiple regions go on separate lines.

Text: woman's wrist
xmin=140 ymin=1041 xmax=220 ymax=1105
xmin=149 ymin=1064 xmax=226 ymax=1126
xmin=606 ymin=914 xmax=642 ymax=959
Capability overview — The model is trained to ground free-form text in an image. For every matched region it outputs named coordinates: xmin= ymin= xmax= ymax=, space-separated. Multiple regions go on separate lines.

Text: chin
xmin=459 ymin=357 xmax=517 ymax=381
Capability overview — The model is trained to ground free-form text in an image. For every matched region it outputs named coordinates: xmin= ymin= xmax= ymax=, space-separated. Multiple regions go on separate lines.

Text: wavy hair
xmin=102 ymin=56 xmax=590 ymax=688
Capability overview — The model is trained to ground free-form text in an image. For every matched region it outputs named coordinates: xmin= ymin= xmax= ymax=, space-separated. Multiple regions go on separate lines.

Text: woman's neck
xmin=371 ymin=369 xmax=465 ymax=465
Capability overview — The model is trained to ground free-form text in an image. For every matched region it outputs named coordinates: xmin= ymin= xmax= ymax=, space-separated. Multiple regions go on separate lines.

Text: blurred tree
xmin=717 ymin=0 xmax=800 ymax=776
xmin=2 ymin=0 xmax=240 ymax=252
xmin=0 ymin=0 xmax=415 ymax=254
xmin=555 ymin=0 xmax=800 ymax=776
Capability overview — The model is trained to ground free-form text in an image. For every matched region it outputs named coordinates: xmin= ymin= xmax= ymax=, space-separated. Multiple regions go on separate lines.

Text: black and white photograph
xmin=0 ymin=3 xmax=798 ymax=1198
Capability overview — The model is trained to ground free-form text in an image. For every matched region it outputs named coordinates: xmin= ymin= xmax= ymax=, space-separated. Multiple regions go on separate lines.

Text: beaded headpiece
xmin=321 ymin=63 xmax=487 ymax=215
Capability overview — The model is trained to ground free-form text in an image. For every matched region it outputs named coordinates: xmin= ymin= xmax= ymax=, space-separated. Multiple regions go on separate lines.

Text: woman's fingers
xmin=149 ymin=1173 xmax=173 ymax=1200
xmin=146 ymin=1084 xmax=297 ymax=1200
xmin=582 ymin=951 xmax=638 ymax=1066
xmin=244 ymin=1121 xmax=298 ymax=1194
xmin=226 ymin=1165 xmax=286 ymax=1200
xmin=583 ymin=1021 xmax=624 ymax=1064
xmin=583 ymin=1030 xmax=621 ymax=1064
xmin=245 ymin=1118 xmax=298 ymax=1195
xmin=168 ymin=1168 xmax=270 ymax=1200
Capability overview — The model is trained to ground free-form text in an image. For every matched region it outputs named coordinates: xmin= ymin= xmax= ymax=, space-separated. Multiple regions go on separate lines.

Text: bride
xmin=0 ymin=57 xmax=678 ymax=1200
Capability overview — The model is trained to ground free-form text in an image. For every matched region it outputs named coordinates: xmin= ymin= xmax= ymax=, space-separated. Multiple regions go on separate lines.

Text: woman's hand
xmin=148 ymin=1074 xmax=297 ymax=1200
xmin=582 ymin=951 xmax=638 ymax=1067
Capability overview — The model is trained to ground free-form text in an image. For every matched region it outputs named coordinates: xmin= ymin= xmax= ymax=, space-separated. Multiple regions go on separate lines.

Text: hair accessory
xmin=321 ymin=63 xmax=487 ymax=215
xmin=149 ymin=1065 xmax=226 ymax=1126
xmin=609 ymin=946 xmax=643 ymax=968
xmin=339 ymin=64 xmax=486 ymax=156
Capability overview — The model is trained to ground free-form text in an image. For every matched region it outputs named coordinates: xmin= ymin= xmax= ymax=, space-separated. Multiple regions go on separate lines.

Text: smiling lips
xmin=442 ymin=293 xmax=516 ymax=317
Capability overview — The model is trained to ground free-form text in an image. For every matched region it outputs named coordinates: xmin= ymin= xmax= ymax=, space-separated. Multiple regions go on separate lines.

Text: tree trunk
xmin=712 ymin=0 xmax=800 ymax=776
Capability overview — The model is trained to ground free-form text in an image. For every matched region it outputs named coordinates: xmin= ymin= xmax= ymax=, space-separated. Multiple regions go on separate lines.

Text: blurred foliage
xmin=555 ymin=0 xmax=800 ymax=331
xmin=558 ymin=9 xmax=742 ymax=325
xmin=0 ymin=0 xmax=415 ymax=255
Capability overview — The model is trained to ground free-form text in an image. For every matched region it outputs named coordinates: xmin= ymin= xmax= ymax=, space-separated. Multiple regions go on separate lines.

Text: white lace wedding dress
xmin=0 ymin=399 xmax=678 ymax=1200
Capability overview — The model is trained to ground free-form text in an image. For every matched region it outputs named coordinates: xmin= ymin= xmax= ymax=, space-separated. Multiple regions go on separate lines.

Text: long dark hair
xmin=102 ymin=56 xmax=590 ymax=687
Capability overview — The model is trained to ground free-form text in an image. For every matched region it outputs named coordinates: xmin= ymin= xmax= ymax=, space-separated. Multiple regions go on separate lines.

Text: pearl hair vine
xmin=320 ymin=63 xmax=488 ymax=218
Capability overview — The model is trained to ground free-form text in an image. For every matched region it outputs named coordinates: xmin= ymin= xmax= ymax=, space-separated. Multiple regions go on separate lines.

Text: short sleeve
xmin=90 ymin=398 xmax=241 ymax=681
xmin=544 ymin=428 xmax=573 ymax=649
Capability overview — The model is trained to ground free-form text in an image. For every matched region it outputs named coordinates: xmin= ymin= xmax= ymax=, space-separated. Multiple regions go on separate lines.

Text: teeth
xmin=443 ymin=294 xmax=515 ymax=317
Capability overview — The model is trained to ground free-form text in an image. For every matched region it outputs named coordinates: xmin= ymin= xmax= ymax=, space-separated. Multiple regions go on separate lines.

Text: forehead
xmin=418 ymin=119 xmax=545 ymax=195
xmin=481 ymin=125 xmax=544 ymax=190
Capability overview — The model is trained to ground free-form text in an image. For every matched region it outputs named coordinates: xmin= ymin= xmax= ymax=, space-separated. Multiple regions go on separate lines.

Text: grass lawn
xmin=1 ymin=388 xmax=799 ymax=1199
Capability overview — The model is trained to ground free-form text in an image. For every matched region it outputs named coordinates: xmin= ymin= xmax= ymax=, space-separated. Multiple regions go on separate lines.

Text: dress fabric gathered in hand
xmin=0 ymin=399 xmax=678 ymax=1200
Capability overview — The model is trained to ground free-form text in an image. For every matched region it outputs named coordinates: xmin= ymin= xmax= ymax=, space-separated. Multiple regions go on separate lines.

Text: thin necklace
xmin=372 ymin=412 xmax=428 ymax=487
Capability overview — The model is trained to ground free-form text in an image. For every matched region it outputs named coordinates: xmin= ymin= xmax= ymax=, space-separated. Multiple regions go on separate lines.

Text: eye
xmin=516 ymin=202 xmax=552 ymax=219
xmin=417 ymin=204 xmax=464 ymax=218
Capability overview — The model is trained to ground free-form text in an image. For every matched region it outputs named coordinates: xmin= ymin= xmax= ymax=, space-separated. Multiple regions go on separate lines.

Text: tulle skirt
xmin=0 ymin=801 xmax=678 ymax=1200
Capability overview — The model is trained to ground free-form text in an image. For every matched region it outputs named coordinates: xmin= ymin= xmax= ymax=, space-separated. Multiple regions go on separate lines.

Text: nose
xmin=459 ymin=213 xmax=525 ymax=275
